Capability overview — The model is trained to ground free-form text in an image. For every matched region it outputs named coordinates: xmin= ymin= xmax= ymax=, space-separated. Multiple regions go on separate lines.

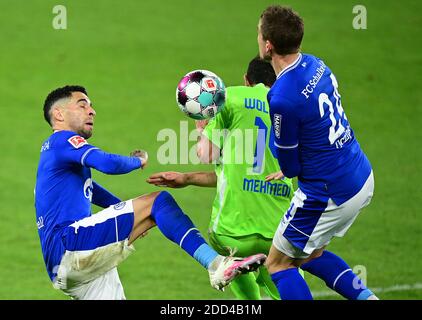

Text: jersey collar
xmin=276 ymin=53 xmax=303 ymax=79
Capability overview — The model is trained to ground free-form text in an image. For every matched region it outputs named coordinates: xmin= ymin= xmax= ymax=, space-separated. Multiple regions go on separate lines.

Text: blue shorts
xmin=62 ymin=201 xmax=134 ymax=251
xmin=273 ymin=172 xmax=374 ymax=258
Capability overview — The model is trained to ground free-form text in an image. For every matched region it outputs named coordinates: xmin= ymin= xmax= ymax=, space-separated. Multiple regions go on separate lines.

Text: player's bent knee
xmin=132 ymin=191 xmax=161 ymax=216
xmin=265 ymin=248 xmax=296 ymax=274
xmin=150 ymin=190 xmax=178 ymax=221
xmin=300 ymin=247 xmax=325 ymax=266
xmin=133 ymin=191 xmax=161 ymax=203
xmin=132 ymin=191 xmax=177 ymax=223
xmin=265 ymin=258 xmax=294 ymax=274
xmin=129 ymin=192 xmax=164 ymax=245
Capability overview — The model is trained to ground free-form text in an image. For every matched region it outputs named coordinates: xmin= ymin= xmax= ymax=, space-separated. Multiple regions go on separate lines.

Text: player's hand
xmin=265 ymin=171 xmax=285 ymax=182
xmin=146 ymin=172 xmax=188 ymax=188
xmin=130 ymin=149 xmax=148 ymax=169
xmin=195 ymin=120 xmax=209 ymax=134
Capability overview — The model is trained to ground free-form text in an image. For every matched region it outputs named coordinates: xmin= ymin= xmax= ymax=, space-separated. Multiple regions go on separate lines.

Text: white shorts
xmin=61 ymin=267 xmax=126 ymax=300
xmin=53 ymin=200 xmax=136 ymax=299
xmin=273 ymin=172 xmax=374 ymax=259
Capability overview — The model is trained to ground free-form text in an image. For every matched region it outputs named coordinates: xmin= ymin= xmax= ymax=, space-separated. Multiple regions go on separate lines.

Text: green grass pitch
xmin=0 ymin=0 xmax=420 ymax=299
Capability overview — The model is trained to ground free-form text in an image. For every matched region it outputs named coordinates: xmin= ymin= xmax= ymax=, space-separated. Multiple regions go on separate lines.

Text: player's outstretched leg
xmin=301 ymin=250 xmax=378 ymax=300
xmin=266 ymin=244 xmax=378 ymax=300
xmin=129 ymin=191 xmax=266 ymax=291
xmin=208 ymin=231 xmax=284 ymax=299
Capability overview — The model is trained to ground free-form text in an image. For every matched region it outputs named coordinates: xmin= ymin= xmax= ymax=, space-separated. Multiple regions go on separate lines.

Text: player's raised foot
xmin=208 ymin=253 xmax=267 ymax=291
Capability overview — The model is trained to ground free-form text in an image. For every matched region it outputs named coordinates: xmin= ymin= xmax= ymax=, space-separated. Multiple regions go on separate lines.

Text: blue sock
xmin=271 ymin=268 xmax=313 ymax=300
xmin=150 ymin=191 xmax=218 ymax=269
xmin=301 ymin=251 xmax=374 ymax=300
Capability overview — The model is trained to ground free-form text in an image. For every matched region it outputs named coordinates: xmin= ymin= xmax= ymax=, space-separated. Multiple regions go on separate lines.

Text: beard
xmin=77 ymin=128 xmax=92 ymax=139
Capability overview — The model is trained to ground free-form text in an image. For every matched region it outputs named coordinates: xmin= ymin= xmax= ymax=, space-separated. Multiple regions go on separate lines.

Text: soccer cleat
xmin=208 ymin=253 xmax=267 ymax=291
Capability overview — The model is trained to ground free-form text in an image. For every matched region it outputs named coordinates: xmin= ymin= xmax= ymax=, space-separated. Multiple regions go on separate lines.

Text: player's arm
xmin=83 ymin=148 xmax=146 ymax=174
xmin=59 ymin=134 xmax=146 ymax=174
xmin=147 ymin=171 xmax=217 ymax=188
xmin=196 ymin=91 xmax=233 ymax=164
xmin=270 ymin=96 xmax=301 ymax=178
xmin=92 ymin=181 xmax=121 ymax=208
xmin=196 ymin=120 xmax=221 ymax=164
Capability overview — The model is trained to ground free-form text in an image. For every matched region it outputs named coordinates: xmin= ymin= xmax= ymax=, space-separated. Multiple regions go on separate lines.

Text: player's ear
xmin=244 ymin=74 xmax=251 ymax=87
xmin=52 ymin=106 xmax=65 ymax=123
xmin=265 ymin=40 xmax=273 ymax=56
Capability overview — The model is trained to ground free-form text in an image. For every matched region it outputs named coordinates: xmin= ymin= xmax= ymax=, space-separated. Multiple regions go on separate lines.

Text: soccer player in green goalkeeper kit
xmin=148 ymin=57 xmax=303 ymax=300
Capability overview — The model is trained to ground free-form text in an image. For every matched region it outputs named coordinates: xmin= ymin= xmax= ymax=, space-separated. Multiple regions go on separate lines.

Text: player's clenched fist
xmin=130 ymin=149 xmax=149 ymax=169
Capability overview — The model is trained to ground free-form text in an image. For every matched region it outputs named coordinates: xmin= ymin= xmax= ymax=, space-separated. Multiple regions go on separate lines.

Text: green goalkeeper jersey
xmin=203 ymin=83 xmax=293 ymax=238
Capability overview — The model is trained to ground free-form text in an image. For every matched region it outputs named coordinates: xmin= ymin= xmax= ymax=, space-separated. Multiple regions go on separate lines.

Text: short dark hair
xmin=260 ymin=5 xmax=304 ymax=55
xmin=43 ymin=85 xmax=88 ymax=125
xmin=246 ymin=56 xmax=276 ymax=87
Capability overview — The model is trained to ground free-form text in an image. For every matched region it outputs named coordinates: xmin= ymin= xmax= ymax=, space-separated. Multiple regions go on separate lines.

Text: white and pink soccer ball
xmin=176 ymin=70 xmax=226 ymax=120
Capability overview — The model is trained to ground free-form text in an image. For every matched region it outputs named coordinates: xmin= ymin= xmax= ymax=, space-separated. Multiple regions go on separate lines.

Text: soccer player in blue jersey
xmin=35 ymin=85 xmax=266 ymax=299
xmin=257 ymin=5 xmax=378 ymax=300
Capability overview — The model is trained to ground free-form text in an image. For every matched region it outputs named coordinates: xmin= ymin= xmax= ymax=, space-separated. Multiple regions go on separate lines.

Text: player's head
xmin=244 ymin=56 xmax=276 ymax=88
xmin=43 ymin=85 xmax=96 ymax=139
xmin=258 ymin=5 xmax=304 ymax=60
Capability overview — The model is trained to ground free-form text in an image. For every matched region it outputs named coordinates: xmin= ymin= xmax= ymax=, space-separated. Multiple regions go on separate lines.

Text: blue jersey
xmin=268 ymin=53 xmax=371 ymax=205
xmin=35 ymin=130 xmax=141 ymax=280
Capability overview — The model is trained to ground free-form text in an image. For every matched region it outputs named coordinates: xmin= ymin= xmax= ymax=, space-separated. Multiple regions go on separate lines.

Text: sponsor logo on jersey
xmin=335 ymin=126 xmax=353 ymax=149
xmin=83 ymin=178 xmax=93 ymax=201
xmin=244 ymin=98 xmax=268 ymax=113
xmin=36 ymin=216 xmax=44 ymax=229
xmin=301 ymin=61 xmax=326 ymax=99
xmin=40 ymin=141 xmax=50 ymax=152
xmin=273 ymin=114 xmax=281 ymax=139
xmin=113 ymin=201 xmax=126 ymax=210
xmin=68 ymin=135 xmax=88 ymax=149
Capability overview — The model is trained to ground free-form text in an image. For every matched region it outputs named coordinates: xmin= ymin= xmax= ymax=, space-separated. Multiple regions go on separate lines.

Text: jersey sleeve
xmin=92 ymin=181 xmax=121 ymax=208
xmin=83 ymin=149 xmax=141 ymax=174
xmin=269 ymin=95 xmax=300 ymax=149
xmin=269 ymin=95 xmax=302 ymax=178
xmin=55 ymin=133 xmax=98 ymax=164
xmin=56 ymin=132 xmax=141 ymax=174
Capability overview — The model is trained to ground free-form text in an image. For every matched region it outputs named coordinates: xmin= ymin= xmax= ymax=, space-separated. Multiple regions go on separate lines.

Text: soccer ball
xmin=176 ymin=70 xmax=225 ymax=120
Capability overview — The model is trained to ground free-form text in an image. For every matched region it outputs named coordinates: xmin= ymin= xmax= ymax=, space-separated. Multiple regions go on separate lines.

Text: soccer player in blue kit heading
xmin=34 ymin=85 xmax=266 ymax=299
xmin=257 ymin=6 xmax=378 ymax=300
